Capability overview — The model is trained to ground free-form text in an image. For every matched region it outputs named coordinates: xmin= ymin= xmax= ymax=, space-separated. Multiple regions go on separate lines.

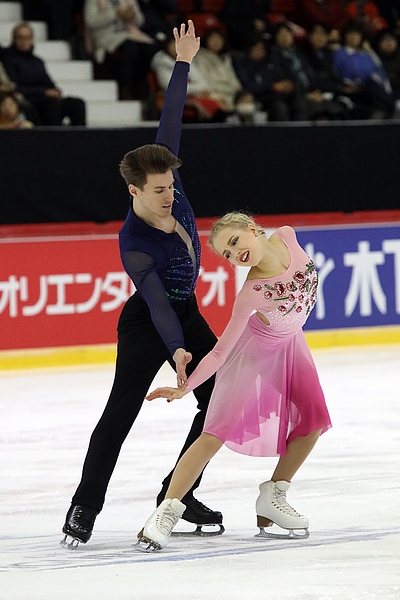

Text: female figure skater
xmin=137 ymin=213 xmax=332 ymax=551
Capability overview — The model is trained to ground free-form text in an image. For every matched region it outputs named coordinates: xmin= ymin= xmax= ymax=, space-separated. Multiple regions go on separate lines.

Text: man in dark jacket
xmin=2 ymin=22 xmax=86 ymax=126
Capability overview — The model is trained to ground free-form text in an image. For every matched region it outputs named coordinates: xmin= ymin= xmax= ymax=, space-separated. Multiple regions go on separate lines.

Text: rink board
xmin=1 ymin=211 xmax=399 ymax=369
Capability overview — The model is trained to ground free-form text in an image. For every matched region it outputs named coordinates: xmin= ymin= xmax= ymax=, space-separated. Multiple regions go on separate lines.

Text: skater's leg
xmin=156 ymin=301 xmax=223 ymax=525
xmin=157 ymin=382 xmax=213 ymax=496
xmin=165 ymin=433 xmax=223 ymax=500
xmin=255 ymin=429 xmax=322 ymax=535
xmin=63 ymin=298 xmax=169 ymax=545
xmin=158 ymin=298 xmax=217 ymax=499
xmin=257 ymin=345 xmax=328 ymax=538
xmin=71 ymin=347 xmax=165 ymax=511
xmin=272 ymin=333 xmax=329 ymax=484
xmin=136 ymin=433 xmax=223 ymax=551
xmin=271 ymin=428 xmax=322 ymax=483
xmin=71 ymin=296 xmax=168 ymax=512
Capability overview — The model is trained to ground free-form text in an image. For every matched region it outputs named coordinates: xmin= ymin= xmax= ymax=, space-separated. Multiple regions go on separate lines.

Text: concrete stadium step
xmin=0 ymin=2 xmax=22 ymax=20
xmin=61 ymin=80 xmax=118 ymax=101
xmin=46 ymin=61 xmax=93 ymax=83
xmin=0 ymin=20 xmax=47 ymax=44
xmin=87 ymin=100 xmax=142 ymax=127
xmin=35 ymin=40 xmax=71 ymax=61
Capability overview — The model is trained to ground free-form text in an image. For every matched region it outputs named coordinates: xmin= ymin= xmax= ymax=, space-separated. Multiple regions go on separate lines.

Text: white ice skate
xmin=135 ymin=498 xmax=185 ymax=552
xmin=255 ymin=480 xmax=309 ymax=539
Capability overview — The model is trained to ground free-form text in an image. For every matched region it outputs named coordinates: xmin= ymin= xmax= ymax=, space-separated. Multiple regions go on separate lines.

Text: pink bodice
xmin=186 ymin=226 xmax=318 ymax=393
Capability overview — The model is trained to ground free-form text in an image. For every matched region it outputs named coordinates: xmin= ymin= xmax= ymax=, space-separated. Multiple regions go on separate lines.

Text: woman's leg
xmin=138 ymin=434 xmax=223 ymax=550
xmin=158 ymin=300 xmax=218 ymax=500
xmin=255 ymin=429 xmax=322 ymax=532
xmin=271 ymin=429 xmax=322 ymax=483
xmin=165 ymin=433 xmax=223 ymax=500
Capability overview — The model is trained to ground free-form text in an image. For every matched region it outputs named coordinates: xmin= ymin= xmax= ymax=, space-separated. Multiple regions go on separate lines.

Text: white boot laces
xmin=155 ymin=503 xmax=181 ymax=537
xmin=273 ymin=485 xmax=301 ymax=517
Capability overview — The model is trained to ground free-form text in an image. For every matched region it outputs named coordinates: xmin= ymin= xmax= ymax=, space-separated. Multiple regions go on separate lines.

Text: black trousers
xmin=29 ymin=95 xmax=86 ymax=126
xmin=72 ymin=293 xmax=217 ymax=513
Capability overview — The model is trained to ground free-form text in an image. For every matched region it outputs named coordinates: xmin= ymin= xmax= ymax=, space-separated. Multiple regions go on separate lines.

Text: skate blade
xmin=134 ymin=538 xmax=161 ymax=553
xmin=60 ymin=534 xmax=81 ymax=550
xmin=172 ymin=524 xmax=225 ymax=537
xmin=255 ymin=526 xmax=310 ymax=540
xmin=134 ymin=529 xmax=162 ymax=553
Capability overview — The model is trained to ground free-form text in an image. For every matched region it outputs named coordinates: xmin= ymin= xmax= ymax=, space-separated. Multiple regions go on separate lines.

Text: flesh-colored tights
xmin=165 ymin=429 xmax=322 ymax=500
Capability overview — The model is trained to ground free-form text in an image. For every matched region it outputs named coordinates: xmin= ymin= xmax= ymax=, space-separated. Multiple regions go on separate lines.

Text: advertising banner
xmin=1 ymin=221 xmax=399 ymax=351
xmin=0 ymin=233 xmax=133 ymax=350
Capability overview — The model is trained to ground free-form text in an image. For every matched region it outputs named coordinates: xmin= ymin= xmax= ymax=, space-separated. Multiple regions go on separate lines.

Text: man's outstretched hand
xmin=173 ymin=348 xmax=192 ymax=387
xmin=175 ymin=19 xmax=200 ymax=64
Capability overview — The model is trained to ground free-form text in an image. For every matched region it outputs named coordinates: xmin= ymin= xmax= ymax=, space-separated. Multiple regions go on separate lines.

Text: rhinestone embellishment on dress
xmin=253 ymin=261 xmax=318 ymax=317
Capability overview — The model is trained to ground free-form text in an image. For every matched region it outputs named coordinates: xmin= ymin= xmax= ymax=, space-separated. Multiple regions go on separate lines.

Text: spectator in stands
xmin=301 ymin=23 xmax=360 ymax=118
xmin=83 ymin=0 xmax=159 ymax=100
xmin=0 ymin=90 xmax=34 ymax=129
xmin=194 ymin=28 xmax=242 ymax=113
xmin=1 ymin=23 xmax=86 ymax=126
xmin=0 ymin=52 xmax=41 ymax=124
xmin=151 ymin=31 xmax=228 ymax=120
xmin=225 ymin=89 xmax=268 ymax=124
xmin=0 ymin=54 xmax=23 ymax=101
xmin=268 ymin=22 xmax=347 ymax=120
xmin=233 ymin=33 xmax=303 ymax=121
xmin=222 ymin=0 xmax=270 ymax=51
xmin=333 ymin=22 xmax=395 ymax=118
xmin=346 ymin=0 xmax=388 ymax=35
xmin=375 ymin=29 xmax=400 ymax=114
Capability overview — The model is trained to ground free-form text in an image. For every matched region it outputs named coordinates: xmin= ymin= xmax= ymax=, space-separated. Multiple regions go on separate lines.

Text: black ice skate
xmin=60 ymin=504 xmax=98 ymax=549
xmin=175 ymin=493 xmax=225 ymax=536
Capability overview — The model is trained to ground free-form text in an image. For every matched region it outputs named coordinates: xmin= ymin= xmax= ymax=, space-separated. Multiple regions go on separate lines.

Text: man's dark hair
xmin=119 ymin=144 xmax=182 ymax=189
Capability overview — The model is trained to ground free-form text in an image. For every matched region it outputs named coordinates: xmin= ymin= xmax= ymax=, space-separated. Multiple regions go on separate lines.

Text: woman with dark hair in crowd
xmin=0 ymin=90 xmax=33 ymax=129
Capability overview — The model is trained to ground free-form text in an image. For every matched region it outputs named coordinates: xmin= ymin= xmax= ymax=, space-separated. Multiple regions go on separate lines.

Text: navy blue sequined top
xmin=119 ymin=62 xmax=201 ymax=356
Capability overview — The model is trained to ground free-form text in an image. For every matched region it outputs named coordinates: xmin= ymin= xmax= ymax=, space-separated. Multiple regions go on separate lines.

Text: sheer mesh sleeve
xmin=186 ymin=288 xmax=256 ymax=393
xmin=121 ymin=250 xmax=185 ymax=355
xmin=155 ymin=61 xmax=190 ymax=183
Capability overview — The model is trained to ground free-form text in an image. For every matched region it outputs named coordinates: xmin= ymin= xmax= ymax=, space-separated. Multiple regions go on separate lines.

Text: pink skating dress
xmin=186 ymin=226 xmax=332 ymax=457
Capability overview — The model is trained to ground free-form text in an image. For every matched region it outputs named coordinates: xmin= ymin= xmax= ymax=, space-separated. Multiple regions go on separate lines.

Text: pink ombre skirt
xmin=203 ymin=314 xmax=331 ymax=457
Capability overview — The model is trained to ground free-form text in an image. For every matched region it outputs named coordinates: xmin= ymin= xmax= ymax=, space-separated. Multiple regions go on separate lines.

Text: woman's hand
xmin=175 ymin=20 xmax=200 ymax=64
xmin=146 ymin=386 xmax=188 ymax=402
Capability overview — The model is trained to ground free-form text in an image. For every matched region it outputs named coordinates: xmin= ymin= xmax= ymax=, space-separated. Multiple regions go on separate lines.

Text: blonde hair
xmin=209 ymin=212 xmax=265 ymax=250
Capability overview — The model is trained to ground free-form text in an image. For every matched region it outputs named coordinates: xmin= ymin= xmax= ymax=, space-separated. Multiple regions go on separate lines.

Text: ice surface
xmin=1 ymin=345 xmax=399 ymax=599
